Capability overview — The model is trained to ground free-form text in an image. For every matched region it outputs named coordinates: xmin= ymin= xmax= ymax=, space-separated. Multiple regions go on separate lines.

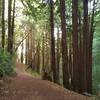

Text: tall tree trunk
xmin=21 ymin=42 xmax=24 ymax=63
xmin=2 ymin=0 xmax=5 ymax=48
xmin=83 ymin=0 xmax=92 ymax=93
xmin=27 ymin=33 xmax=30 ymax=65
xmin=86 ymin=0 xmax=96 ymax=93
xmin=25 ymin=34 xmax=30 ymax=65
xmin=83 ymin=0 xmax=88 ymax=92
xmin=78 ymin=10 xmax=84 ymax=93
xmin=25 ymin=36 xmax=28 ymax=64
xmin=0 ymin=0 xmax=2 ymax=34
xmin=7 ymin=0 xmax=13 ymax=53
xmin=28 ymin=30 xmax=33 ymax=68
xmin=42 ymin=32 xmax=45 ymax=78
xmin=36 ymin=41 xmax=40 ymax=73
xmin=56 ymin=26 xmax=60 ymax=84
xmin=50 ymin=0 xmax=58 ymax=83
xmin=72 ymin=0 xmax=79 ymax=92
xmin=60 ymin=0 xmax=70 ymax=89
xmin=11 ymin=0 xmax=16 ymax=45
xmin=69 ymin=34 xmax=73 ymax=89
xmin=32 ymin=32 xmax=35 ymax=70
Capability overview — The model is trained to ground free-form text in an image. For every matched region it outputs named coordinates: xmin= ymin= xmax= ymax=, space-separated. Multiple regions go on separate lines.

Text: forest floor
xmin=0 ymin=63 xmax=94 ymax=100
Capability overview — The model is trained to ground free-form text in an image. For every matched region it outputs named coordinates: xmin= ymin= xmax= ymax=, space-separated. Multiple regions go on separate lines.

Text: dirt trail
xmin=0 ymin=63 xmax=93 ymax=100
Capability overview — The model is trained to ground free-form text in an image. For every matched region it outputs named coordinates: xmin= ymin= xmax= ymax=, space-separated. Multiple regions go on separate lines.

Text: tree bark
xmin=56 ymin=27 xmax=60 ymax=84
xmin=2 ymin=0 xmax=5 ymax=48
xmin=21 ymin=41 xmax=24 ymax=63
xmin=7 ymin=0 xmax=13 ymax=53
xmin=60 ymin=0 xmax=70 ymax=89
xmin=11 ymin=0 xmax=16 ymax=45
xmin=72 ymin=0 xmax=79 ymax=92
xmin=50 ymin=0 xmax=58 ymax=83
xmin=83 ymin=0 xmax=92 ymax=93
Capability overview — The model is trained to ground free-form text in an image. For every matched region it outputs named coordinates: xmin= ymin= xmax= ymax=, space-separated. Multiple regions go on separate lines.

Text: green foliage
xmin=93 ymin=38 xmax=100 ymax=94
xmin=92 ymin=12 xmax=100 ymax=94
xmin=0 ymin=48 xmax=16 ymax=78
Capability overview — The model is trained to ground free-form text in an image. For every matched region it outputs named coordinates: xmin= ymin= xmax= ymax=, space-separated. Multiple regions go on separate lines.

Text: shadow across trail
xmin=0 ymin=63 xmax=92 ymax=100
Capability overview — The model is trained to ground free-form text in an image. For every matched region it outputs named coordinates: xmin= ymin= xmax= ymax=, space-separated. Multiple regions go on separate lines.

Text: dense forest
xmin=0 ymin=0 xmax=100 ymax=99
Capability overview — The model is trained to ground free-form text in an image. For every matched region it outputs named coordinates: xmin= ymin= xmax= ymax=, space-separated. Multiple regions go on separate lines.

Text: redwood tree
xmin=1 ymin=0 xmax=5 ymax=48
xmin=83 ymin=0 xmax=92 ymax=93
xmin=8 ymin=0 xmax=13 ymax=53
xmin=60 ymin=0 xmax=70 ymax=89
xmin=72 ymin=0 xmax=80 ymax=92
xmin=50 ymin=0 xmax=58 ymax=83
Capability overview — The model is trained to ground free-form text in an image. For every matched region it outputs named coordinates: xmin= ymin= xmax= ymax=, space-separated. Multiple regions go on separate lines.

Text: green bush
xmin=0 ymin=48 xmax=16 ymax=78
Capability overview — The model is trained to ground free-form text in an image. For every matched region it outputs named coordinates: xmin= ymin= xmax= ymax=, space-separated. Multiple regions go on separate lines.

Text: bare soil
xmin=0 ymin=63 xmax=94 ymax=100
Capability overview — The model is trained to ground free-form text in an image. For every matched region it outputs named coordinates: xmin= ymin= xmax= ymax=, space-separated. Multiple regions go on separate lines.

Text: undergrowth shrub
xmin=0 ymin=48 xmax=16 ymax=78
